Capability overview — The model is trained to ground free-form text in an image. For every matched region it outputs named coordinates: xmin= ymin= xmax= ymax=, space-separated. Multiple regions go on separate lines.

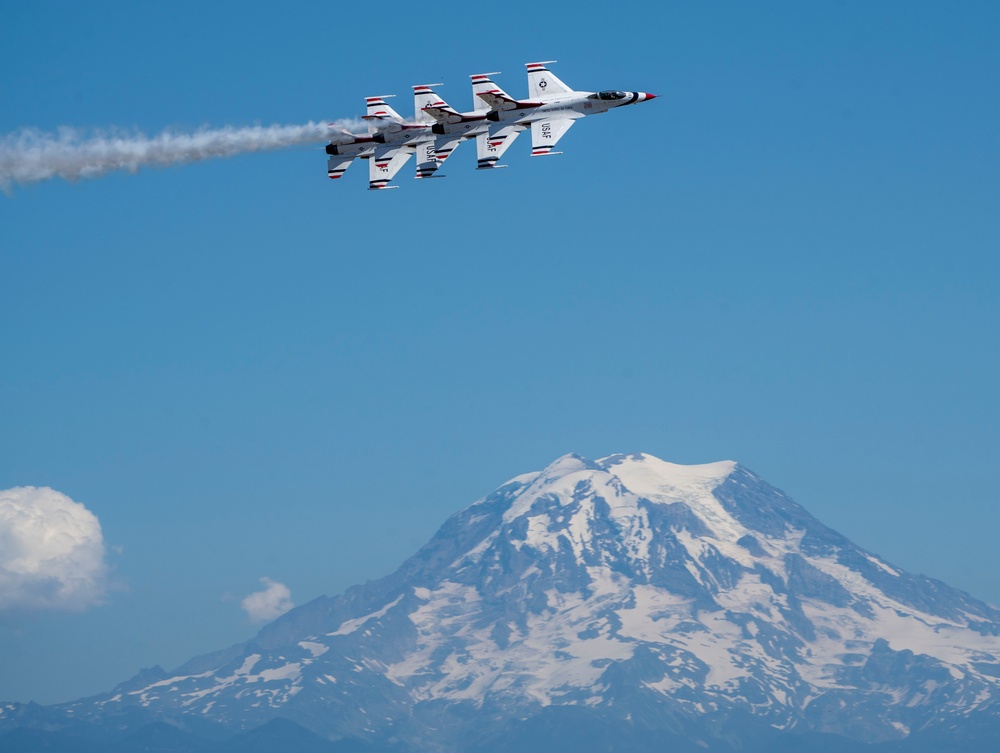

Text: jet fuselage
xmin=485 ymin=91 xmax=655 ymax=124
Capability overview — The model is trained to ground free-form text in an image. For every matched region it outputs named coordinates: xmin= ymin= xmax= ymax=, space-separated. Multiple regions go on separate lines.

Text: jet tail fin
xmin=470 ymin=72 xmax=507 ymax=112
xmin=363 ymin=96 xmax=405 ymax=134
xmin=413 ymin=84 xmax=446 ymax=125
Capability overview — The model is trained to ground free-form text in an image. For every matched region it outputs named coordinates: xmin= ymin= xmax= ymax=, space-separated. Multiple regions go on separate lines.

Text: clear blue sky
xmin=1 ymin=1 xmax=998 ymax=704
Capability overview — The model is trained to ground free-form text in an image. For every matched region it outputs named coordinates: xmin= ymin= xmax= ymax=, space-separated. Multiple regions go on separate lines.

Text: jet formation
xmin=326 ymin=62 xmax=656 ymax=189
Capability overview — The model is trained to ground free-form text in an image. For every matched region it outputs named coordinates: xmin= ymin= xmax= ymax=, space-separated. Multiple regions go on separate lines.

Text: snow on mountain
xmin=31 ymin=453 xmax=1000 ymax=750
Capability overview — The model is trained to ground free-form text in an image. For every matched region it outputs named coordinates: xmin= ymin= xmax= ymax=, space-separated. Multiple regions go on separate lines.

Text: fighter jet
xmin=325 ymin=95 xmax=437 ymax=189
xmin=361 ymin=96 xmax=433 ymax=190
xmin=324 ymin=127 xmax=375 ymax=181
xmin=472 ymin=62 xmax=656 ymax=168
xmin=412 ymin=84 xmax=489 ymax=178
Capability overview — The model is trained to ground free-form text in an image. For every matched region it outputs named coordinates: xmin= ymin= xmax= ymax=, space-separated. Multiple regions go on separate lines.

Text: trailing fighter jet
xmin=472 ymin=62 xmax=656 ymax=167
xmin=325 ymin=95 xmax=436 ymax=189
xmin=324 ymin=127 xmax=375 ymax=181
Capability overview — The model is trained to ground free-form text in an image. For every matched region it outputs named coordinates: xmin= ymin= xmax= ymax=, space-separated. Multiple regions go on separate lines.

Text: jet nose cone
xmin=643 ymin=93 xmax=657 ymax=101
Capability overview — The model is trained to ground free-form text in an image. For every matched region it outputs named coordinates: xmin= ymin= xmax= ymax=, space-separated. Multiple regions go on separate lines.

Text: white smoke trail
xmin=0 ymin=119 xmax=364 ymax=191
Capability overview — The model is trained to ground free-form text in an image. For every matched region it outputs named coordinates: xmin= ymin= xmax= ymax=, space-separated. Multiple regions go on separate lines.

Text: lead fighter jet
xmin=325 ymin=62 xmax=655 ymax=188
xmin=472 ymin=61 xmax=656 ymax=168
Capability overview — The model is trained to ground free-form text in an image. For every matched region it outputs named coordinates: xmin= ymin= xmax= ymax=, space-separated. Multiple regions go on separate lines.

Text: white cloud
xmin=0 ymin=486 xmax=109 ymax=614
xmin=241 ymin=577 xmax=293 ymax=624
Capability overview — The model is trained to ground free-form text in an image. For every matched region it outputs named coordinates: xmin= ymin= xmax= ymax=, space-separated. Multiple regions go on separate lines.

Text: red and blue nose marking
xmin=630 ymin=92 xmax=657 ymax=104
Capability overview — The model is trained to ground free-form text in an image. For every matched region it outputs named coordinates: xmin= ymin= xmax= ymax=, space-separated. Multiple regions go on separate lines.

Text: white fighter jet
xmin=325 ymin=95 xmax=437 ymax=189
xmin=411 ymin=84 xmax=488 ymax=179
xmin=324 ymin=127 xmax=375 ymax=181
xmin=325 ymin=62 xmax=655 ymax=188
xmin=360 ymin=96 xmax=432 ymax=190
xmin=472 ymin=61 xmax=656 ymax=168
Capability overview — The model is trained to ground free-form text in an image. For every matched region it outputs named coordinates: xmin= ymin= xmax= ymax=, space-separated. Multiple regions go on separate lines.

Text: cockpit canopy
xmin=595 ymin=90 xmax=628 ymax=100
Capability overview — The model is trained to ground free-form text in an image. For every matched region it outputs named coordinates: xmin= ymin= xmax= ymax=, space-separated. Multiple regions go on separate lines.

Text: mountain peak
xmin=598 ymin=452 xmax=741 ymax=538
xmin=598 ymin=452 xmax=737 ymax=491
xmin=499 ymin=451 xmax=741 ymax=542
xmin=542 ymin=452 xmax=602 ymax=475
xmin=36 ymin=452 xmax=1000 ymax=752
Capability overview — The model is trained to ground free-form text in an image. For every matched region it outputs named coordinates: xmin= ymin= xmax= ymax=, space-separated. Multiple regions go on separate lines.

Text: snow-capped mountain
xmin=9 ymin=453 xmax=1000 ymax=752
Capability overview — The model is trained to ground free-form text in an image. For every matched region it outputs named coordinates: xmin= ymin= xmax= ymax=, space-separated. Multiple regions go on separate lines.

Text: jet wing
xmin=530 ymin=116 xmax=579 ymax=156
xmin=434 ymin=134 xmax=465 ymax=165
xmin=369 ymin=144 xmax=413 ymax=190
xmin=415 ymin=139 xmax=443 ymax=179
xmin=327 ymin=154 xmax=358 ymax=180
xmin=476 ymin=123 xmax=525 ymax=169
xmin=476 ymin=89 xmax=542 ymax=112
xmin=414 ymin=134 xmax=468 ymax=179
